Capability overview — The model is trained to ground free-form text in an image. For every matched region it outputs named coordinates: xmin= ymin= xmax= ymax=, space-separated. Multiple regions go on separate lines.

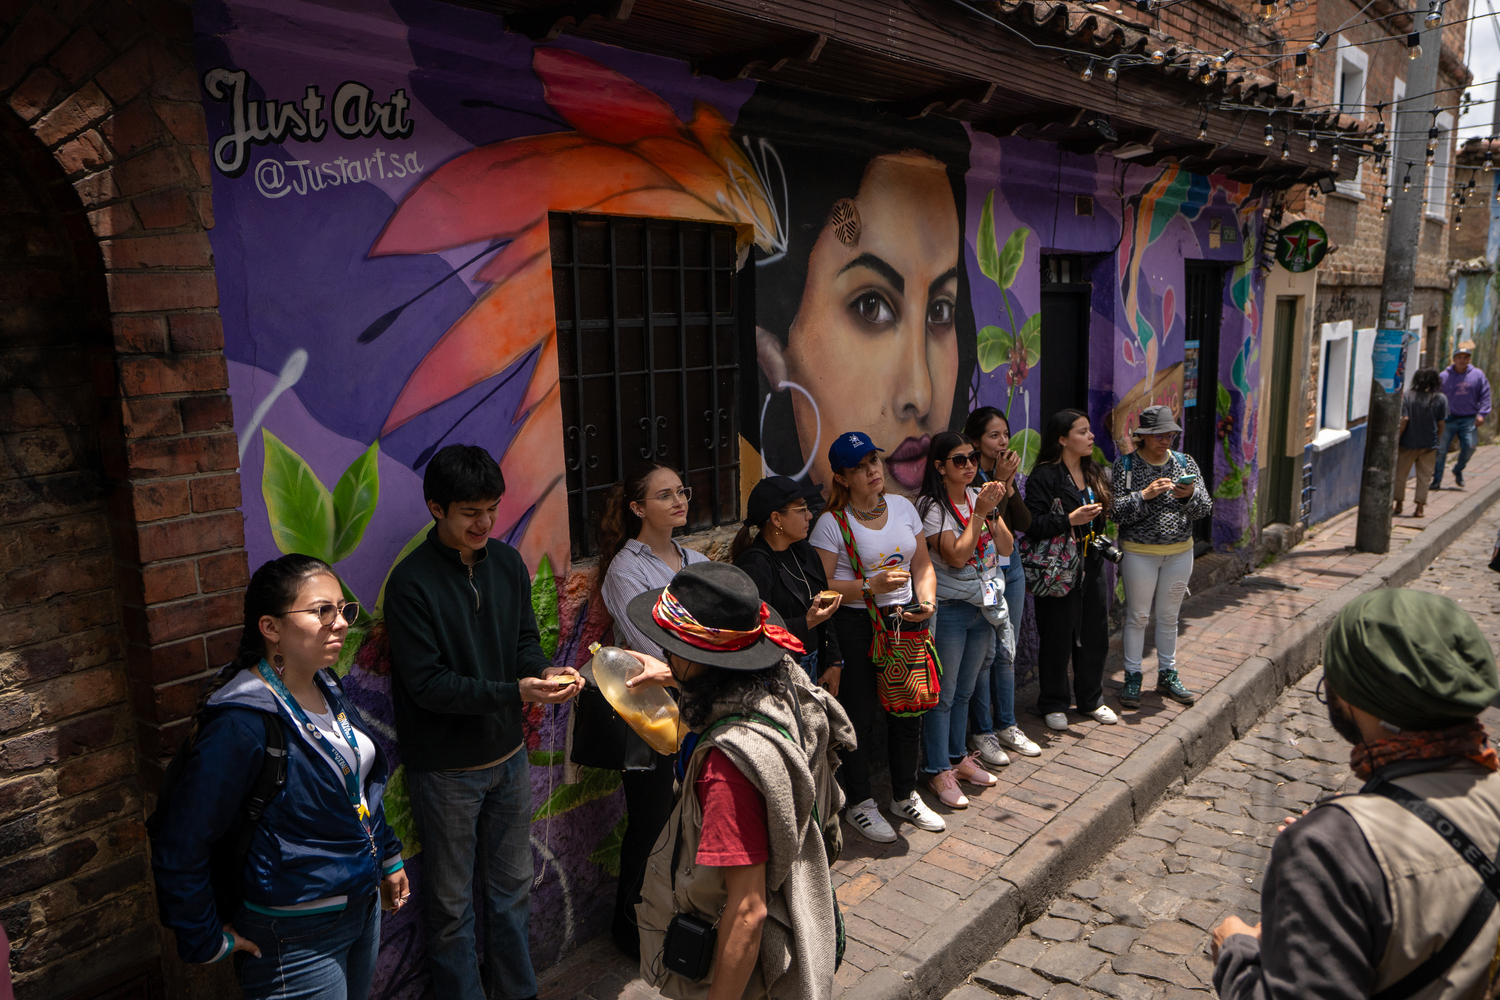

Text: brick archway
xmin=2 ymin=3 xmax=248 ymax=997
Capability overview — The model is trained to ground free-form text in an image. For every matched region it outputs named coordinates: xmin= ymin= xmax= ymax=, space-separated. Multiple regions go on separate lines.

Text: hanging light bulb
xmin=1152 ymin=49 xmax=1167 ymax=64
xmin=1308 ymin=31 xmax=1330 ymax=52
xmin=1404 ymin=172 xmax=1413 ymax=192
xmin=1263 ymin=124 xmax=1275 ymax=146
xmin=1258 ymin=0 xmax=1277 ymax=21
xmin=1379 ymin=157 xmax=1388 ymax=177
xmin=1484 ymin=142 xmax=1494 ymax=171
xmin=1281 ymin=141 xmax=1291 ymax=160
xmin=1214 ymin=51 xmax=1230 ymax=71
xmin=1494 ymin=182 xmax=1500 ymax=202
xmin=1105 ymin=62 xmax=1119 ymax=82
xmin=1454 ymin=213 xmax=1462 ymax=229
xmin=1408 ymin=33 xmax=1422 ymax=59
xmin=1081 ymin=60 xmax=1095 ymax=82
xmin=1308 ymin=135 xmax=1319 ymax=152
xmin=1295 ymin=52 xmax=1308 ymax=79
xmin=1425 ymin=1 xmax=1443 ymax=27
xmin=1201 ymin=64 xmax=1215 ymax=85
xmin=1331 ymin=143 xmax=1340 ymax=168
xmin=1136 ymin=0 xmax=1151 ymax=12
xmin=1383 ymin=195 xmax=1393 ymax=212
xmin=1198 ymin=119 xmax=1209 ymax=141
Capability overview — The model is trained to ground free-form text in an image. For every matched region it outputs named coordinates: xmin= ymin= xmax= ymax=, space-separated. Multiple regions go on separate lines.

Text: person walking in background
xmin=151 ymin=554 xmax=407 ymax=1000
xmin=1432 ymin=341 xmax=1490 ymax=491
xmin=1025 ymin=410 xmax=1117 ymax=732
xmin=1212 ymin=589 xmax=1500 ymax=1000
xmin=917 ymin=432 xmax=1009 ymax=808
xmin=964 ymin=407 xmax=1039 ymax=763
xmin=594 ymin=462 xmax=708 ymax=957
xmin=811 ymin=431 xmax=944 ymax=842
xmin=1395 ymin=368 xmax=1447 ymax=518
xmin=1110 ymin=405 xmax=1210 ymax=710
xmin=732 ymin=476 xmax=843 ymax=691
xmin=384 ymin=445 xmax=581 ymax=1000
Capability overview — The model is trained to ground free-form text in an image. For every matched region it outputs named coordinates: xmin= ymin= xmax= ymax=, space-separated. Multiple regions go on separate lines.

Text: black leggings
xmin=1032 ymin=558 xmax=1109 ymax=715
xmin=610 ymin=752 xmax=676 ymax=957
xmin=830 ymin=607 xmax=923 ymax=804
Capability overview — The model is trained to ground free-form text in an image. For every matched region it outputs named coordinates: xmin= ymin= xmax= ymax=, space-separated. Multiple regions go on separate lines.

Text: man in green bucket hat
xmin=1212 ymin=589 xmax=1500 ymax=1000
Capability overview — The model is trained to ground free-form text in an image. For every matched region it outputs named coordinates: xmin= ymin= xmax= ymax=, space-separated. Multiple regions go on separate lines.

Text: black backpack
xmin=146 ymin=665 xmax=288 ymax=924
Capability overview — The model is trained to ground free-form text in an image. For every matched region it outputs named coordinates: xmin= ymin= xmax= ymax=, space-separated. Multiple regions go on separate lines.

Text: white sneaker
xmin=845 ymin=798 xmax=897 ymax=844
xmin=997 ymin=725 xmax=1042 ymax=757
xmin=1045 ymin=712 xmax=1070 ymax=731
xmin=967 ymin=732 xmax=1011 ymax=768
xmin=1088 ymin=705 xmax=1119 ymax=725
xmin=892 ymin=790 xmax=946 ymax=832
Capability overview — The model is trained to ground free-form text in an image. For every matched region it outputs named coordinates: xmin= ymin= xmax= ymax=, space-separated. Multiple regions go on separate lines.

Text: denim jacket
xmin=150 ymin=668 xmax=403 ymax=963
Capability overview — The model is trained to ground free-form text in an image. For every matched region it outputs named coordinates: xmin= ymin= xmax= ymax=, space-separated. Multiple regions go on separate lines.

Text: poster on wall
xmin=193 ymin=0 xmax=1269 ymax=990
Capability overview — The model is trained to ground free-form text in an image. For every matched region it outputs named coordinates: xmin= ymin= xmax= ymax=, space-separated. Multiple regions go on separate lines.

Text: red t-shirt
xmin=694 ymin=748 xmax=769 ymax=866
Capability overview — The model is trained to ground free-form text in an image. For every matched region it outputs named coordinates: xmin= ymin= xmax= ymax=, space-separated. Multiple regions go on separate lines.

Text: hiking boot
xmin=926 ymin=769 xmax=969 ymax=808
xmin=967 ymin=732 xmax=1011 ymax=768
xmin=1157 ymin=668 xmax=1197 ymax=705
xmin=1120 ymin=673 xmax=1143 ymax=708
xmin=893 ymin=790 xmax=946 ymax=831
xmin=955 ymin=753 xmax=999 ymax=788
xmin=845 ymin=798 xmax=897 ymax=844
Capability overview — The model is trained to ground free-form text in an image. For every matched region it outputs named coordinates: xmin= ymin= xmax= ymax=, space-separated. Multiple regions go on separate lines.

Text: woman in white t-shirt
xmin=916 ymin=431 xmax=1012 ymax=810
xmin=810 ymin=431 xmax=941 ymax=843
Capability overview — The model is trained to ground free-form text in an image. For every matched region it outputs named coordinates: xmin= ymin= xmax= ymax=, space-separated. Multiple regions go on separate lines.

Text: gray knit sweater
xmin=1110 ymin=451 xmax=1213 ymax=546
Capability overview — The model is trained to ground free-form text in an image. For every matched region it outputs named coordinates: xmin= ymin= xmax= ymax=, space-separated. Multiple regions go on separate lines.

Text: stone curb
xmin=842 ymin=476 xmax=1500 ymax=1000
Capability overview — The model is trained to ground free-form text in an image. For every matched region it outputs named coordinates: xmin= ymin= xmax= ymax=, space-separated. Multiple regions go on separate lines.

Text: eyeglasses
xmin=649 ymin=487 xmax=693 ymax=503
xmin=281 ymin=602 xmax=360 ymax=627
xmin=781 ymin=503 xmax=812 ymax=515
xmin=945 ymin=452 xmax=981 ymax=467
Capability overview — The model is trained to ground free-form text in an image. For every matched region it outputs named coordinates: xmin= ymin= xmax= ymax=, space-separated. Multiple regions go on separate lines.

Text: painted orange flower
xmin=371 ymin=48 xmax=777 ymax=576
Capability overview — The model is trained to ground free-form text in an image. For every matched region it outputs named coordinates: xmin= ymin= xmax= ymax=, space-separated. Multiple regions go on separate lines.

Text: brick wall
xmin=0 ymin=2 xmax=249 ymax=996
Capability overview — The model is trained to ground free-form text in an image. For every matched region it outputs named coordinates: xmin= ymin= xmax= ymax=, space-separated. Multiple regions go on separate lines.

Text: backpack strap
xmin=224 ymin=713 xmax=287 ymax=869
xmin=1363 ymin=775 xmax=1500 ymax=1000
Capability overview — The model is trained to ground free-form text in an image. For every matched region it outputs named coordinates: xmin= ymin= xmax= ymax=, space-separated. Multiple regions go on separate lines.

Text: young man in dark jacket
xmin=385 ymin=445 xmax=580 ymax=1000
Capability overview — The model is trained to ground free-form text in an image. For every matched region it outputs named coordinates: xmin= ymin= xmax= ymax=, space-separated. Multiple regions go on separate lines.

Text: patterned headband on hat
xmin=651 ymin=586 xmax=805 ymax=656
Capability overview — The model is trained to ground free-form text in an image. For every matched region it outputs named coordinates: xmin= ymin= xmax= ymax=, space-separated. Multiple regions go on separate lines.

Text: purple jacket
xmin=1439 ymin=364 xmax=1492 ymax=417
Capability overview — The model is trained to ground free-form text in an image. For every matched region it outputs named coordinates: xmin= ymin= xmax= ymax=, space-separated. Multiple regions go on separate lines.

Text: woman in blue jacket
xmin=151 ymin=554 xmax=407 ymax=1000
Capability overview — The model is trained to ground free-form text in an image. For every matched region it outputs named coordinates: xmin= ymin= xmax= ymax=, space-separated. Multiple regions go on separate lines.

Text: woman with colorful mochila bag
xmin=1023 ymin=410 xmax=1118 ymax=733
xmin=809 ymin=431 xmax=946 ymax=843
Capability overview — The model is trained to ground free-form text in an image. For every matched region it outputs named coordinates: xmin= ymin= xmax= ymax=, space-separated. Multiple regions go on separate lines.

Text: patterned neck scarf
xmin=652 ymin=586 xmax=805 ymax=655
xmin=1350 ymin=719 xmax=1500 ymax=779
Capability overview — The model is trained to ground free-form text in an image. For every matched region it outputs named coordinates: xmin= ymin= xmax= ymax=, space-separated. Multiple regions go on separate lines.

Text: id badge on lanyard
xmin=981 ymin=575 xmax=1003 ymax=607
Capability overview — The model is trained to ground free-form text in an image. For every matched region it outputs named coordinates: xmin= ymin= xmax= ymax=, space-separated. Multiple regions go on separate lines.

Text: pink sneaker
xmin=954 ymin=753 xmax=999 ymax=788
xmin=926 ymin=769 xmax=968 ymax=809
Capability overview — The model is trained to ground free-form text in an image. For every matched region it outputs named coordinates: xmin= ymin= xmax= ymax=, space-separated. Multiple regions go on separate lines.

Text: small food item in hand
xmin=885 ymin=567 xmax=911 ymax=582
xmin=816 ymin=590 xmax=841 ymax=606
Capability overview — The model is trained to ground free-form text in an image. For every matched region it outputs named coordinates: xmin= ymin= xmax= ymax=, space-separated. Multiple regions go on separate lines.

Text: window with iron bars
xmin=551 ymin=214 xmax=742 ymax=560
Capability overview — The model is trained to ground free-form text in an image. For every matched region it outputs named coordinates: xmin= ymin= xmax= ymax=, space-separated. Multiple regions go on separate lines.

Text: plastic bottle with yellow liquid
xmin=587 ymin=642 xmax=683 ymax=754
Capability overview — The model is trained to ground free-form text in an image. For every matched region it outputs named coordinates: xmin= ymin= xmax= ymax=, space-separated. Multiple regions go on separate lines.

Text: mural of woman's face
xmin=782 ymin=152 xmax=960 ymax=497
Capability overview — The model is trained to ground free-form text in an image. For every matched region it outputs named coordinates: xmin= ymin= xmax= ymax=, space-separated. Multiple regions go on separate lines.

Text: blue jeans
xmin=408 ymin=751 xmax=536 ymax=1000
xmin=1433 ymin=415 xmax=1478 ymax=485
xmin=971 ymin=557 xmax=1024 ymax=733
xmin=923 ymin=600 xmax=994 ymax=773
xmin=233 ymin=894 xmax=381 ymax=1000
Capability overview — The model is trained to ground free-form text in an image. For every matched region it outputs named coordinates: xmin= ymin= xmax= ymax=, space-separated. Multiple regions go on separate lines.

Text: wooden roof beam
xmin=880 ymin=81 xmax=997 ymax=119
xmin=694 ymin=32 xmax=828 ymax=81
xmin=973 ymin=107 xmax=1089 ymax=139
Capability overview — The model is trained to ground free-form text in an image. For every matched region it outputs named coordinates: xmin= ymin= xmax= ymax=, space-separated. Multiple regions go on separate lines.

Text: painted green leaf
xmin=589 ymin=816 xmax=629 ymax=878
xmin=977 ymin=191 xmax=1000 ymax=284
xmin=528 ymin=750 xmax=565 ymax=766
xmin=1213 ymin=471 xmax=1246 ymax=499
xmin=997 ymin=227 xmax=1030 ymax=290
xmin=331 ymin=441 xmax=380 ymax=564
xmin=1216 ymin=384 xmax=1232 ymax=417
xmin=262 ymin=429 xmax=335 ymax=561
xmin=376 ymin=521 xmax=433 ymax=613
xmin=1012 ymin=429 xmax=1042 ymax=475
xmin=1092 ymin=446 xmax=1108 ymax=467
xmin=977 ymin=325 xmax=1013 ymax=373
xmin=531 ymin=553 xmax=560 ymax=659
xmin=1018 ymin=312 xmax=1042 ymax=367
xmin=384 ymin=764 xmax=422 ymax=859
xmin=531 ymin=765 xmax=622 ymax=821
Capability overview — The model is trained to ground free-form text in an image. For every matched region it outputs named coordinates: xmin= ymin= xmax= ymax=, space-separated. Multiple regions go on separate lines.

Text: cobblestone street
xmin=947 ymin=504 xmax=1500 ymax=1000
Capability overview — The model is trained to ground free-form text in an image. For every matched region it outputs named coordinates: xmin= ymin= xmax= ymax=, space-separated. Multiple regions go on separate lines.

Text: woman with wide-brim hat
xmin=622 ymin=562 xmax=854 ymax=1000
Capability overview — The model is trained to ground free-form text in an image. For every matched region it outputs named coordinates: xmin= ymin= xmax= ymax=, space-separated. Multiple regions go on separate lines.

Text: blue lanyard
xmin=257 ymin=660 xmax=370 ymax=826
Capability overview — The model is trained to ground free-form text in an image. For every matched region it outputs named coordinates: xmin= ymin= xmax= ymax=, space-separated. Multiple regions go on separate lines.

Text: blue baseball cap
xmin=827 ymin=431 xmax=884 ymax=472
